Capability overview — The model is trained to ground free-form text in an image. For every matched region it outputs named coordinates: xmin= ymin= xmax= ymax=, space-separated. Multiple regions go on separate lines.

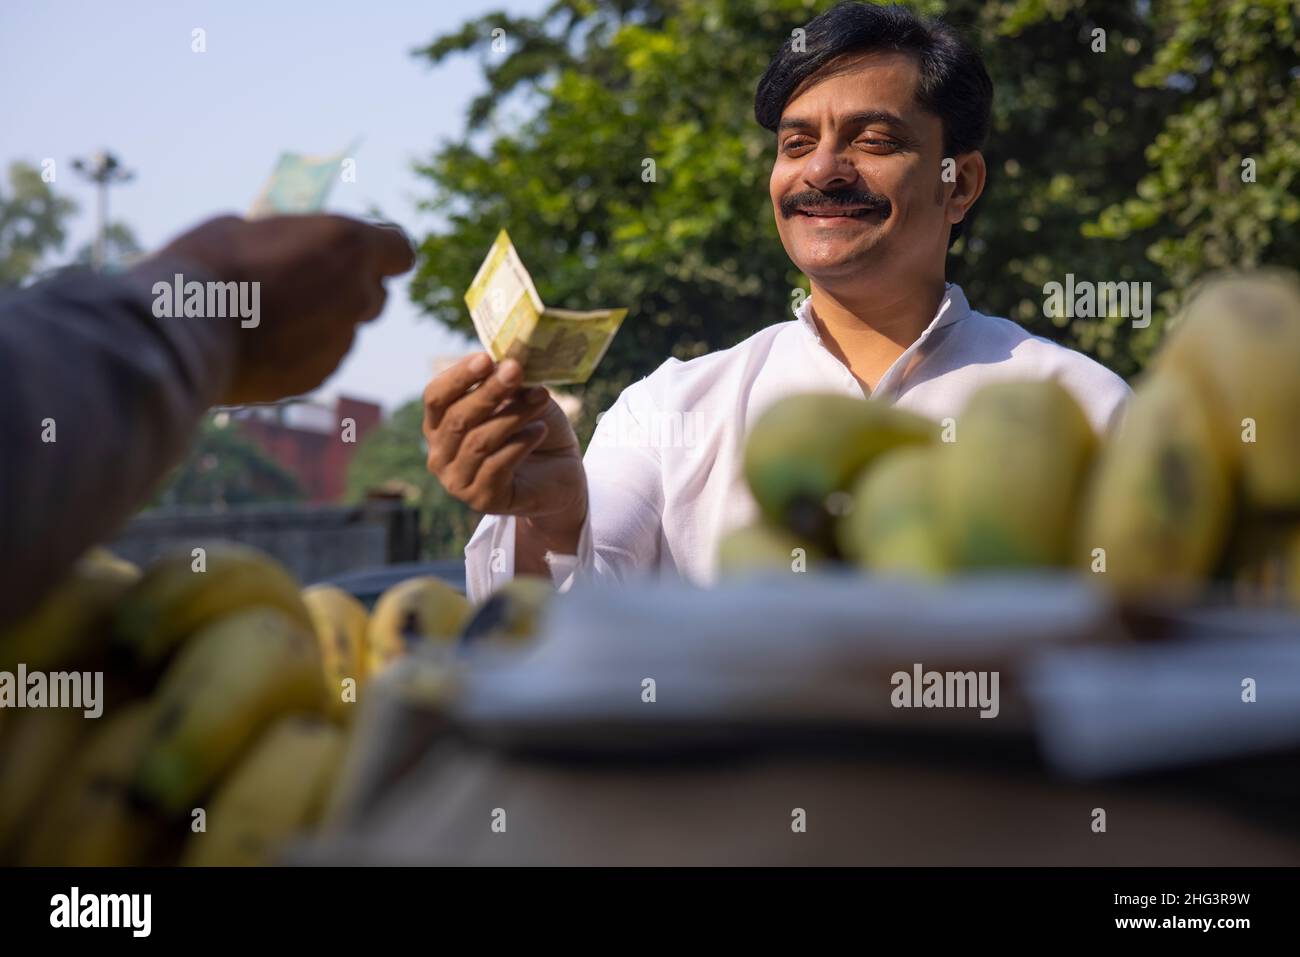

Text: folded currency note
xmin=464 ymin=230 xmax=627 ymax=386
xmin=248 ymin=142 xmax=356 ymax=218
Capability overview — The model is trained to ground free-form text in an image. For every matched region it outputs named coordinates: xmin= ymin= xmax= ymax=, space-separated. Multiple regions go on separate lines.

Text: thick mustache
xmin=780 ymin=190 xmax=892 ymax=219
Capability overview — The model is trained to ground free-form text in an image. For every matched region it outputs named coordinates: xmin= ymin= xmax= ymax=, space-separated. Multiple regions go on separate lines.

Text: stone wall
xmin=111 ymin=502 xmax=421 ymax=584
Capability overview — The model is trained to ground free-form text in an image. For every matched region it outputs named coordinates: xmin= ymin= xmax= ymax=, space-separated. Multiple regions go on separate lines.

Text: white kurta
xmin=464 ymin=284 xmax=1132 ymax=602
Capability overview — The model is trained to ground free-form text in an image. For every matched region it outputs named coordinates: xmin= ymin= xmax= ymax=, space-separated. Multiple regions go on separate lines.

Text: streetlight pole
xmin=71 ymin=151 xmax=134 ymax=271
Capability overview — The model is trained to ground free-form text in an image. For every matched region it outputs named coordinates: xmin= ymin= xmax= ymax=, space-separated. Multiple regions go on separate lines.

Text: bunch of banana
xmin=302 ymin=585 xmax=370 ymax=722
xmin=323 ymin=574 xmax=561 ymax=830
xmin=1076 ymin=269 xmax=1300 ymax=601
xmin=366 ymin=577 xmax=470 ymax=675
xmin=182 ymin=715 xmax=344 ymax=867
xmin=0 ymin=709 xmax=91 ymax=860
xmin=0 ymin=548 xmax=148 ymax=865
xmin=8 ymin=543 xmax=385 ymax=866
xmin=743 ymin=393 xmax=936 ymax=553
xmin=131 ymin=606 xmax=327 ymax=816
xmin=21 ymin=703 xmax=176 ymax=866
xmin=0 ymin=547 xmax=140 ymax=674
xmin=731 ymin=268 xmax=1300 ymax=609
xmin=321 ymin=578 xmax=537 ymax=830
xmin=112 ymin=542 xmax=313 ymax=671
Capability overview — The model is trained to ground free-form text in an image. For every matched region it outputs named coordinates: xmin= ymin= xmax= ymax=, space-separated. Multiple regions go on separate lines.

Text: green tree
xmin=0 ymin=160 xmax=78 ymax=288
xmin=1082 ymin=0 xmax=1299 ymax=318
xmin=957 ymin=0 xmax=1182 ymax=373
xmin=344 ymin=400 xmax=480 ymax=557
xmin=74 ymin=220 xmax=142 ymax=270
xmin=151 ymin=416 xmax=304 ymax=508
xmin=410 ymin=0 xmax=1297 ymax=411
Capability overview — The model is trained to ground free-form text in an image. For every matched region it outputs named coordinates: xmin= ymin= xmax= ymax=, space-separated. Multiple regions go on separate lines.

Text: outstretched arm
xmin=0 ymin=214 xmax=414 ymax=626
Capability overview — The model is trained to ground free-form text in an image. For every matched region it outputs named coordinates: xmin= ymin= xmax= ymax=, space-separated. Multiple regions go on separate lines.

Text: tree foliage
xmin=1084 ymin=0 xmax=1299 ymax=309
xmin=0 ymin=161 xmax=78 ymax=289
xmin=74 ymin=220 xmax=142 ymax=270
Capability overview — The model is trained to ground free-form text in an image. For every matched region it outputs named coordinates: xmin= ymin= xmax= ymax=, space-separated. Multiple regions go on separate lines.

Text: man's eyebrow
xmin=844 ymin=110 xmax=912 ymax=133
xmin=777 ymin=110 xmax=914 ymax=135
xmin=777 ymin=116 xmax=817 ymax=132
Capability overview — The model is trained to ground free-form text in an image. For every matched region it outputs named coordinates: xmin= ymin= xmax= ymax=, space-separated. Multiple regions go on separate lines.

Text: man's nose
xmin=800 ymin=140 xmax=857 ymax=191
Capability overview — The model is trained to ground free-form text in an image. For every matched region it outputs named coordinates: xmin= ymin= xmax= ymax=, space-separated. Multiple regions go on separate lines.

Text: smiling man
xmin=424 ymin=2 xmax=1131 ymax=601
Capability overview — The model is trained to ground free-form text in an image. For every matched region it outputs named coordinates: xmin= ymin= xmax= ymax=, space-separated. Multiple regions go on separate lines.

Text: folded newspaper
xmin=464 ymin=230 xmax=627 ymax=385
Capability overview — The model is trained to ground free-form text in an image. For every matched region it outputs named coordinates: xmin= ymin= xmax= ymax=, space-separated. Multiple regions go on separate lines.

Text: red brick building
xmin=234 ymin=395 xmax=383 ymax=504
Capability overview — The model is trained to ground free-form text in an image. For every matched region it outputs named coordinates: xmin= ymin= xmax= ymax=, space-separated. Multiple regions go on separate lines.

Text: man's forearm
xmin=0 ymin=257 xmax=235 ymax=625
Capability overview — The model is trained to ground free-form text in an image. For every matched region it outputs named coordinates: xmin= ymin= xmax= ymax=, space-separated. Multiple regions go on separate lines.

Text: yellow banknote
xmin=464 ymin=230 xmax=627 ymax=385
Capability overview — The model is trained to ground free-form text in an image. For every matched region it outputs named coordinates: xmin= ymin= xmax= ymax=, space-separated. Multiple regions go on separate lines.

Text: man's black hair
xmin=754 ymin=2 xmax=993 ymax=248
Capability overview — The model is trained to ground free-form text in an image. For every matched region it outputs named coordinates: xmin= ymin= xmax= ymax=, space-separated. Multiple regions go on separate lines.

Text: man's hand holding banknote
xmin=424 ymin=231 xmax=626 ymax=572
xmin=423 ymin=352 xmax=588 ymax=574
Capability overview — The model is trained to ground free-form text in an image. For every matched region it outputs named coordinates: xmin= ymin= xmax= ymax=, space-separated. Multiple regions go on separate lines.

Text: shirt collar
xmin=794 ymin=283 xmax=971 ymax=397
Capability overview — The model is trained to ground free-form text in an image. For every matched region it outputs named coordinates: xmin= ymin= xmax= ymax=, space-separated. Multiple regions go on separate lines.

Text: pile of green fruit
xmin=725 ymin=268 xmax=1300 ymax=606
xmin=0 ymin=544 xmax=550 ymax=866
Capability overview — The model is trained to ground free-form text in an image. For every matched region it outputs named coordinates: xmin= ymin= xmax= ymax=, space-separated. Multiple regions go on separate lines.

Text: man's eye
xmin=858 ymin=138 xmax=900 ymax=152
xmin=781 ymin=139 xmax=814 ymax=155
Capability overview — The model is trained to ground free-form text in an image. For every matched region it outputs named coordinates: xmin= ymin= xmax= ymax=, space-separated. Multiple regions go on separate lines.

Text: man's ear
xmin=945 ymin=150 xmax=987 ymax=229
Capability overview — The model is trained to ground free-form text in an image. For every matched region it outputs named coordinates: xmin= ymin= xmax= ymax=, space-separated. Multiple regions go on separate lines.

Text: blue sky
xmin=0 ymin=0 xmax=552 ymax=411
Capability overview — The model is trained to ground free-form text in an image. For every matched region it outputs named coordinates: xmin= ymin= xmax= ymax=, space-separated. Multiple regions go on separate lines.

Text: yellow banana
xmin=715 ymin=523 xmax=825 ymax=578
xmin=837 ymin=445 xmax=949 ymax=577
xmin=366 ymin=577 xmax=470 ymax=676
xmin=83 ymin=547 xmax=142 ymax=580
xmin=459 ymin=575 xmax=555 ymax=646
xmin=1076 ymin=368 xmax=1233 ymax=598
xmin=131 ymin=606 xmax=326 ymax=816
xmin=21 ymin=702 xmax=176 ymax=866
xmin=0 ymin=547 xmax=140 ymax=674
xmin=182 ymin=715 xmax=344 ymax=867
xmin=744 ymin=393 xmax=936 ymax=551
xmin=937 ymin=380 xmax=1097 ymax=569
xmin=112 ymin=543 xmax=311 ymax=671
xmin=1157 ymin=269 xmax=1300 ymax=510
xmin=0 ymin=708 xmax=92 ymax=861
xmin=302 ymin=585 xmax=369 ymax=723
